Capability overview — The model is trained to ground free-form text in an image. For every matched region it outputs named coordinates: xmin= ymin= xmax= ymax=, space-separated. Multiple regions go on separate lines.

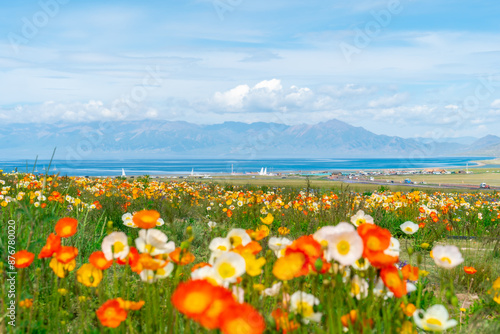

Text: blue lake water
xmin=0 ymin=157 xmax=494 ymax=176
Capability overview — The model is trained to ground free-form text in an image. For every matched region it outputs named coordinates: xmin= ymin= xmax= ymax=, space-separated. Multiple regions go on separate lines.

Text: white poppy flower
xmin=232 ymin=286 xmax=245 ymax=303
xmin=122 ymin=213 xmax=138 ymax=228
xmin=135 ymin=229 xmax=175 ymax=256
xmin=384 ymin=237 xmax=400 ymax=257
xmin=209 ymin=237 xmax=231 ymax=253
xmin=262 ymin=282 xmax=282 ymax=296
xmin=431 ymin=245 xmax=464 ymax=269
xmin=313 ymin=222 xmax=354 ymax=245
xmin=212 ymin=252 xmax=246 ymax=283
xmin=400 ymin=221 xmax=419 ymax=235
xmin=190 ymin=265 xmax=223 ymax=286
xmin=226 ymin=228 xmax=252 ymax=248
xmin=373 ymin=278 xmax=394 ymax=299
xmin=268 ymin=237 xmax=292 ymax=258
xmin=350 ymin=275 xmax=369 ymax=300
xmin=352 ymin=258 xmax=370 ymax=271
xmin=325 ymin=231 xmax=363 ymax=265
xmin=290 ymin=291 xmax=322 ymax=324
xmin=350 ymin=210 xmax=374 ymax=227
xmin=102 ymin=232 xmax=130 ymax=261
xmin=413 ymin=304 xmax=458 ymax=332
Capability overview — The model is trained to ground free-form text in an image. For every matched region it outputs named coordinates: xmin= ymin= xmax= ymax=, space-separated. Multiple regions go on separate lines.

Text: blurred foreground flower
xmin=413 ymin=305 xmax=457 ymax=332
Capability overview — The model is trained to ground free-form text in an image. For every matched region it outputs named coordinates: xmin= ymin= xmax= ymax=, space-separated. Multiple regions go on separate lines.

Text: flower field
xmin=1 ymin=171 xmax=500 ymax=333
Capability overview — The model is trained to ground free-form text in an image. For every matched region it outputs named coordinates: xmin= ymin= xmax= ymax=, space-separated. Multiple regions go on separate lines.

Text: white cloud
xmin=368 ymin=93 xmax=409 ymax=108
xmin=254 ymin=79 xmax=282 ymax=91
xmin=212 ymin=79 xmax=318 ymax=112
xmin=491 ymin=99 xmax=500 ymax=108
xmin=213 ymin=84 xmax=250 ymax=109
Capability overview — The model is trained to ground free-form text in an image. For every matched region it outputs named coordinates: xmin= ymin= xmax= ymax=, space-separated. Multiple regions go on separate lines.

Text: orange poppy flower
xmin=19 ymin=298 xmax=34 ymax=308
xmin=55 ymin=217 xmax=78 ymax=238
xmin=285 ymin=235 xmax=323 ymax=276
xmin=169 ymin=247 xmax=195 ymax=265
xmin=272 ymin=252 xmax=306 ymax=281
xmin=171 ymin=279 xmax=219 ymax=318
xmin=38 ymin=233 xmax=61 ymax=259
xmin=380 ymin=265 xmax=407 ymax=298
xmin=116 ymin=298 xmax=145 ymax=311
xmin=358 ymin=223 xmax=391 ymax=253
xmin=196 ymin=286 xmax=236 ymax=329
xmin=365 ymin=250 xmax=398 ymax=268
xmin=191 ymin=262 xmax=211 ymax=272
xmin=89 ymin=251 xmax=113 ymax=270
xmin=13 ymin=250 xmax=35 ymax=268
xmin=357 ymin=224 xmax=396 ymax=268
xmin=232 ymin=241 xmax=262 ymax=256
xmin=340 ymin=310 xmax=374 ymax=332
xmin=400 ymin=302 xmax=416 ymax=316
xmin=271 ymin=308 xmax=300 ymax=333
xmin=137 ymin=253 xmax=167 ymax=271
xmin=132 ymin=210 xmax=160 ymax=229
xmin=245 ymin=229 xmax=268 ymax=241
xmin=220 ymin=302 xmax=265 ymax=334
xmin=56 ymin=246 xmax=79 ymax=264
xmin=341 ymin=310 xmax=358 ymax=328
xmin=96 ymin=299 xmax=128 ymax=328
xmin=401 ymin=264 xmax=419 ymax=281
xmin=464 ymin=266 xmax=477 ymax=274
xmin=127 ymin=247 xmax=142 ymax=273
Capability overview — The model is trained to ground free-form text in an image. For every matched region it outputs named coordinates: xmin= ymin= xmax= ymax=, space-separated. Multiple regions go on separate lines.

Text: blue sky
xmin=1 ymin=0 xmax=500 ymax=138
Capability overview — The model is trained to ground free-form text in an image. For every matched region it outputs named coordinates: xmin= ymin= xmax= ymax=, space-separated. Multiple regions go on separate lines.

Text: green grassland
xmin=1 ymin=173 xmax=500 ymax=333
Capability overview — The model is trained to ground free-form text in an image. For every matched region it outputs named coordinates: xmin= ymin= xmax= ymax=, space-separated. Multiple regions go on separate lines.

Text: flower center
xmin=386 ymin=273 xmax=400 ymax=288
xmin=351 ymin=283 xmax=361 ymax=296
xmin=145 ymin=244 xmax=156 ymax=253
xmin=440 ymin=257 xmax=451 ymax=264
xmin=337 ymin=240 xmax=350 ymax=256
xmin=367 ymin=236 xmax=381 ymax=250
xmin=296 ymin=301 xmax=314 ymax=317
xmin=218 ymin=262 xmax=236 ymax=279
xmin=113 ymin=241 xmax=125 ymax=253
xmin=426 ymin=317 xmax=442 ymax=326
xmin=231 ymin=236 xmax=243 ymax=247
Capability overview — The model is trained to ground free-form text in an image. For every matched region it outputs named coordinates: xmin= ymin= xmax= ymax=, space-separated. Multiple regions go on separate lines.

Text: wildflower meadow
xmin=1 ymin=171 xmax=500 ymax=333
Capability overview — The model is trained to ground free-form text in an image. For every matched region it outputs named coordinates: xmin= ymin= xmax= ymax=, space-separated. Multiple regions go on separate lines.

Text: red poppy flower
xmin=464 ymin=266 xmax=477 ymax=274
xmin=38 ymin=233 xmax=61 ymax=259
xmin=13 ymin=250 xmax=35 ymax=268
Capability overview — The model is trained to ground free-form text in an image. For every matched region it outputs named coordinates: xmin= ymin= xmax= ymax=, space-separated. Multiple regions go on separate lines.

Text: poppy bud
xmin=314 ymin=258 xmax=324 ymax=272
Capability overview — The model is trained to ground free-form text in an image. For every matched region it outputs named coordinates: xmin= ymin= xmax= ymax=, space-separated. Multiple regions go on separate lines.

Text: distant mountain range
xmin=0 ymin=119 xmax=499 ymax=159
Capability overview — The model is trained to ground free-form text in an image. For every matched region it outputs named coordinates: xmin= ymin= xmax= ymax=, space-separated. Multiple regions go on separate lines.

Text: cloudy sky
xmin=1 ymin=0 xmax=500 ymax=138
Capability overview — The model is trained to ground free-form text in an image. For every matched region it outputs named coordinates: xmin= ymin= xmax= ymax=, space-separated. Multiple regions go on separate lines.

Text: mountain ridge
xmin=0 ymin=119 xmax=498 ymax=159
